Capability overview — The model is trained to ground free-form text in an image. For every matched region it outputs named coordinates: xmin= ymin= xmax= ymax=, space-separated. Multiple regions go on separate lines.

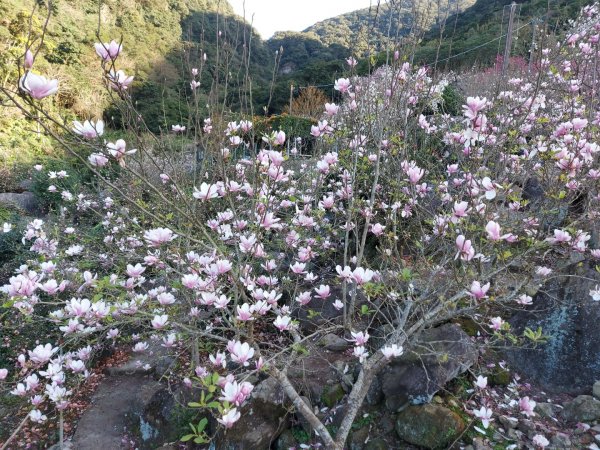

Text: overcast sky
xmin=228 ymin=0 xmax=380 ymax=39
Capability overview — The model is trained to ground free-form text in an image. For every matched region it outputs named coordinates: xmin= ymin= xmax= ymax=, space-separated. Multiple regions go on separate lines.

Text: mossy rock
xmin=453 ymin=317 xmax=481 ymax=337
xmin=364 ymin=438 xmax=388 ymax=450
xmin=489 ymin=368 xmax=511 ymax=386
xmin=395 ymin=404 xmax=465 ymax=449
xmin=276 ymin=429 xmax=298 ymax=450
xmin=321 ymin=383 xmax=346 ymax=408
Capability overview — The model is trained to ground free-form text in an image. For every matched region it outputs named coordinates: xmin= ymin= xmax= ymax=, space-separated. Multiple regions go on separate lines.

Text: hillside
xmin=303 ymin=0 xmax=476 ymax=52
xmin=0 ymin=0 xmax=274 ymax=189
xmin=414 ymin=0 xmax=595 ymax=68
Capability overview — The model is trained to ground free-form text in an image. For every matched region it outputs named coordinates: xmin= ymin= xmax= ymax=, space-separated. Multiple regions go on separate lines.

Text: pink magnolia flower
xmin=273 ymin=130 xmax=286 ymax=146
xmin=108 ymin=69 xmax=134 ymax=90
xmin=193 ymin=183 xmax=219 ymax=200
xmin=547 ymin=229 xmax=572 ymax=244
xmin=220 ymin=381 xmax=254 ymax=406
xmin=151 ymin=314 xmax=168 ymax=329
xmin=229 ymin=341 xmax=254 ymax=366
xmin=94 ymin=40 xmax=122 ymax=60
xmin=406 ymin=166 xmax=425 ymax=184
xmin=88 ymin=153 xmax=109 ymax=167
xmin=209 ymin=352 xmax=227 ymax=368
xmin=314 ymin=285 xmax=331 ymax=299
xmin=532 ymin=434 xmax=549 ymax=448
xmin=349 ymin=331 xmax=370 ymax=345
xmin=519 ymin=396 xmax=536 ymax=417
xmin=488 ymin=316 xmax=504 ymax=331
xmin=217 ymin=408 xmax=241 ymax=428
xmin=0 ymin=368 xmax=8 ymax=380
xmin=296 ymin=291 xmax=312 ymax=305
xmin=325 ymin=103 xmax=339 ymax=116
xmin=463 ymin=96 xmax=488 ymax=120
xmin=469 ymin=281 xmax=490 ymax=300
xmin=516 ymin=294 xmax=533 ymax=305
xmin=474 ymin=375 xmax=487 ymax=389
xmin=453 ymin=201 xmax=469 ymax=220
xmin=480 ymin=177 xmax=498 ymax=200
xmin=73 ymin=120 xmax=104 ymax=139
xmin=485 ymin=221 xmax=508 ymax=241
xmin=171 ymin=124 xmax=186 ymax=133
xmin=455 ymin=235 xmax=475 ymax=261
xmin=273 ymin=315 xmax=292 ymax=331
xmin=236 ymin=303 xmax=254 ymax=321
xmin=290 ymin=262 xmax=307 ymax=274
xmin=381 ymin=344 xmax=403 ymax=359
xmin=19 ymin=73 xmax=58 ymax=99
xmin=346 ymin=57 xmax=358 ymax=67
xmin=473 ymin=406 xmax=493 ymax=428
xmin=106 ymin=140 xmax=136 ymax=164
xmin=24 ymin=49 xmax=34 ymax=69
xmin=334 ymin=77 xmax=351 ymax=93
xmin=28 ymin=344 xmax=58 ymax=364
xmin=371 ymin=223 xmax=385 ymax=236
xmin=353 ymin=345 xmax=368 ymax=363
xmin=144 ymin=228 xmax=176 ymax=247
xmin=351 ymin=267 xmax=374 ymax=285
xmin=535 ymin=266 xmax=552 ymax=276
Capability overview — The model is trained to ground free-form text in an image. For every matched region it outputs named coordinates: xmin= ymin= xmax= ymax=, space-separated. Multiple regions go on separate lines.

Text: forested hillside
xmin=414 ymin=0 xmax=595 ymax=67
xmin=1 ymin=0 xmax=596 ymax=190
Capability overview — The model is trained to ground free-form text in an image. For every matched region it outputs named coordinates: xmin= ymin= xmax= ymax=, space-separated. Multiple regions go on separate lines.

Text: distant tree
xmin=290 ymin=86 xmax=329 ymax=119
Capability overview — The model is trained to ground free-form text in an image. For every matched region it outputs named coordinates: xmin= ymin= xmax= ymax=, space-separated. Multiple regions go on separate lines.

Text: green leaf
xmin=188 ymin=402 xmax=202 ymax=408
xmin=197 ymin=417 xmax=208 ymax=432
xmin=181 ymin=434 xmax=195 ymax=442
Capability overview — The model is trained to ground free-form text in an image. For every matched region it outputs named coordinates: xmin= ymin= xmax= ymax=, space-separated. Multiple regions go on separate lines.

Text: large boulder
xmin=506 ymin=262 xmax=600 ymax=394
xmin=215 ymin=377 xmax=290 ymax=449
xmin=379 ymin=324 xmax=477 ymax=410
xmin=395 ymin=404 xmax=465 ymax=449
xmin=561 ymin=395 xmax=600 ymax=423
xmin=287 ymin=347 xmax=354 ymax=403
xmin=0 ymin=192 xmax=40 ymax=215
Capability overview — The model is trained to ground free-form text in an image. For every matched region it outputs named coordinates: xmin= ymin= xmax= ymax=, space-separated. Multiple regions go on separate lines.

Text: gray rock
xmin=506 ymin=263 xmax=600 ymax=394
xmin=549 ymin=433 xmax=572 ymax=449
xmin=472 ymin=437 xmax=492 ymax=450
xmin=499 ymin=415 xmax=518 ymax=429
xmin=380 ymin=324 xmax=477 ymax=410
xmin=395 ymin=404 xmax=465 ymax=449
xmin=507 ymin=428 xmax=524 ymax=441
xmin=536 ymin=402 xmax=557 ymax=419
xmin=349 ymin=425 xmax=370 ymax=450
xmin=319 ymin=333 xmax=350 ymax=352
xmin=215 ymin=377 xmax=290 ymax=449
xmin=364 ymin=439 xmax=388 ymax=450
xmin=275 ymin=429 xmax=297 ymax=450
xmin=517 ymin=419 xmax=537 ymax=438
xmin=0 ymin=192 xmax=40 ymax=215
xmin=287 ymin=348 xmax=354 ymax=403
xmin=365 ymin=375 xmax=383 ymax=406
xmin=594 ymin=381 xmax=600 ymax=400
xmin=561 ymin=395 xmax=600 ymax=423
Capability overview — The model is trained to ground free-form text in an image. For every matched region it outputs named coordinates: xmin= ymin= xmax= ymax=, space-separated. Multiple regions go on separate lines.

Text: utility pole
xmin=529 ymin=18 xmax=542 ymax=73
xmin=289 ymin=84 xmax=294 ymax=115
xmin=503 ymin=2 xmax=517 ymax=76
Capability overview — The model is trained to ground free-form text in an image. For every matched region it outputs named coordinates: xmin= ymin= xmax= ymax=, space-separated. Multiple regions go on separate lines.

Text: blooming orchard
xmin=1 ymin=3 xmax=600 ymax=448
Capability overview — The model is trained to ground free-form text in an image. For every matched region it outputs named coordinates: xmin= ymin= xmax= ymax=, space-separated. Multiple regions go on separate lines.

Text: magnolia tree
xmin=2 ymin=2 xmax=600 ymax=449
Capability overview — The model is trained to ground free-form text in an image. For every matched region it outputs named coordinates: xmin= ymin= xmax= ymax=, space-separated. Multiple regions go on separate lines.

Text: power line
xmin=431 ymin=17 xmax=537 ymax=66
xmin=290 ymin=17 xmax=541 ymax=92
